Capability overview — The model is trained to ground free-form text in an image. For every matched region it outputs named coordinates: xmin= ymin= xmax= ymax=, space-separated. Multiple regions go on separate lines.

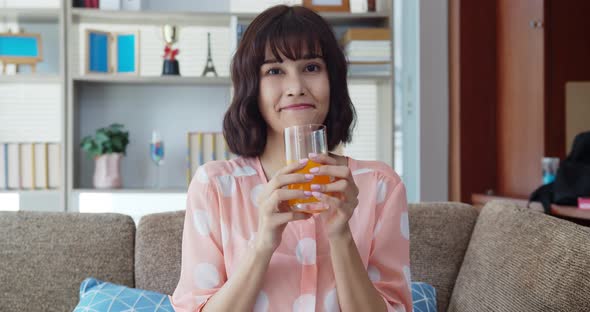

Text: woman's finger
xmin=271 ymin=172 xmax=314 ymax=190
xmin=270 ymin=211 xmax=311 ymax=226
xmin=310 ymin=165 xmax=352 ymax=180
xmin=310 ymin=179 xmax=355 ymax=195
xmin=273 ymin=158 xmax=309 ymax=178
xmin=267 ymin=189 xmax=311 ymax=208
xmin=308 ymin=153 xmax=338 ymax=165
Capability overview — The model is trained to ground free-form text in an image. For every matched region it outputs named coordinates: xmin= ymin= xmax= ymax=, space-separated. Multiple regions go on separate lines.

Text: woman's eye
xmin=266 ymin=68 xmax=282 ymax=75
xmin=304 ymin=64 xmax=320 ymax=72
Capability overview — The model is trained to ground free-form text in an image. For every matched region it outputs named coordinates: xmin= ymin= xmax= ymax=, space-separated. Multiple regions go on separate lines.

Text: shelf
xmin=71 ymin=8 xmax=231 ymax=26
xmin=235 ymin=11 xmax=390 ymax=25
xmin=72 ymin=74 xmax=388 ymax=85
xmin=0 ymin=74 xmax=62 ymax=83
xmin=0 ymin=8 xmax=61 ymax=22
xmin=72 ymin=75 xmax=231 ymax=86
xmin=73 ymin=188 xmax=186 ymax=194
xmin=70 ymin=8 xmax=389 ymax=26
xmin=348 ymin=74 xmax=392 ymax=81
xmin=0 ymin=189 xmax=61 ymax=194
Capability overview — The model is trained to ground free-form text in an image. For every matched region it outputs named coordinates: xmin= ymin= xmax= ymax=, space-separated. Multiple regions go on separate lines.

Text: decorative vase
xmin=162 ymin=59 xmax=180 ymax=76
xmin=93 ymin=153 xmax=123 ymax=189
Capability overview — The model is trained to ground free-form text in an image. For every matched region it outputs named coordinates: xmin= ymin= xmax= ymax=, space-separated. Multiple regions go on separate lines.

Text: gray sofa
xmin=1 ymin=201 xmax=590 ymax=312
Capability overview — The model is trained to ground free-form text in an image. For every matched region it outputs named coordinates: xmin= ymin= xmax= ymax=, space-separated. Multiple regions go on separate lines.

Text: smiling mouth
xmin=280 ymin=104 xmax=316 ymax=111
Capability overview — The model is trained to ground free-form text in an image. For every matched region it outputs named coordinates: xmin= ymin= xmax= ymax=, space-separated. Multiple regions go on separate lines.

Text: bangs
xmin=262 ymin=13 xmax=325 ymax=62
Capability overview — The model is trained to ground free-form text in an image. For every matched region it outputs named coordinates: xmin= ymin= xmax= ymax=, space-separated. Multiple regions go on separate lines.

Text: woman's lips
xmin=281 ymin=104 xmax=315 ymax=111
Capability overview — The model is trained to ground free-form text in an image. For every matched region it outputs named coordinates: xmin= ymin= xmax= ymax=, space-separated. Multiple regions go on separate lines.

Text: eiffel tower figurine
xmin=201 ymin=32 xmax=218 ymax=77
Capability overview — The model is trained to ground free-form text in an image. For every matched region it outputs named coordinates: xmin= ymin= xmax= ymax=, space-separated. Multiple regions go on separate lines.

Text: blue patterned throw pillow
xmin=411 ymin=282 xmax=437 ymax=312
xmin=73 ymin=277 xmax=173 ymax=312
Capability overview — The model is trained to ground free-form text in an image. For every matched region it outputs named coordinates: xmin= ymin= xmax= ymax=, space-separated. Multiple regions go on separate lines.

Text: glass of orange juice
xmin=284 ymin=124 xmax=330 ymax=214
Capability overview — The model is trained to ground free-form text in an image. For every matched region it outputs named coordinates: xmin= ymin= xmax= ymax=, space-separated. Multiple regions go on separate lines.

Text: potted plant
xmin=80 ymin=123 xmax=130 ymax=189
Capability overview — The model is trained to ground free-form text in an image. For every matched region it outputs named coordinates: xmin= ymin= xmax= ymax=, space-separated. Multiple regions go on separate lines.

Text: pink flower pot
xmin=93 ymin=153 xmax=123 ymax=189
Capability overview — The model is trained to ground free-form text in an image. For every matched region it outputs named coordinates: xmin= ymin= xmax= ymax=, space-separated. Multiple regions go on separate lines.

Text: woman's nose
xmin=285 ymin=73 xmax=306 ymax=97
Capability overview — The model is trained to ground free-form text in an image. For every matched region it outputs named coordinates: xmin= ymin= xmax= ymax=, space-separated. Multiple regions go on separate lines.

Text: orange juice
xmin=288 ymin=160 xmax=330 ymax=213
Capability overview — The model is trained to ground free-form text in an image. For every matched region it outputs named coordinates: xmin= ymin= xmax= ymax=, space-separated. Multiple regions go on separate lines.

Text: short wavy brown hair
xmin=223 ymin=5 xmax=356 ymax=157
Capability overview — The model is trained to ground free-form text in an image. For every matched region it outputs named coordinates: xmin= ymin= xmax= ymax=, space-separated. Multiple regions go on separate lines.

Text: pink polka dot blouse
xmin=170 ymin=156 xmax=412 ymax=312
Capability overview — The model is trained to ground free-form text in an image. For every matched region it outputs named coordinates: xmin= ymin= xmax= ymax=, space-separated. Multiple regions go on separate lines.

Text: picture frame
xmin=114 ymin=31 xmax=140 ymax=75
xmin=85 ymin=29 xmax=112 ymax=74
xmin=0 ymin=32 xmax=43 ymax=74
xmin=303 ymin=0 xmax=350 ymax=12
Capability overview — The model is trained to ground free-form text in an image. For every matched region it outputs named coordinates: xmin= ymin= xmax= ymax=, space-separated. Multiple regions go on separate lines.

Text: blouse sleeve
xmin=368 ymin=177 xmax=413 ymax=312
xmin=170 ymin=166 xmax=227 ymax=312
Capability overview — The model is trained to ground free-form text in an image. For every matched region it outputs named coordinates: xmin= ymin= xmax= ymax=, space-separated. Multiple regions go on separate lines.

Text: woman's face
xmin=258 ymin=45 xmax=330 ymax=136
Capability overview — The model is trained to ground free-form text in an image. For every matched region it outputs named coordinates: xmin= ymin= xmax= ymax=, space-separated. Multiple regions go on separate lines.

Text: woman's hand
xmin=254 ymin=159 xmax=313 ymax=254
xmin=309 ymin=153 xmax=359 ymax=239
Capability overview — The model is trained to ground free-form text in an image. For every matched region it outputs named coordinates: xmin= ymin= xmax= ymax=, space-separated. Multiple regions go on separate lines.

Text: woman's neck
xmin=259 ymin=130 xmax=286 ymax=181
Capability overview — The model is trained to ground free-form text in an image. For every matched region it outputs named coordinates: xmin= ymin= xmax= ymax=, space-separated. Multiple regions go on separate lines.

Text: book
xmin=340 ymin=28 xmax=391 ymax=45
xmin=346 ymin=55 xmax=391 ymax=63
xmin=34 ymin=143 xmax=48 ymax=189
xmin=47 ymin=143 xmax=60 ymax=189
xmin=7 ymin=143 xmax=20 ymax=189
xmin=344 ymin=41 xmax=391 ymax=51
xmin=0 ymin=143 xmax=6 ymax=189
xmin=187 ymin=132 xmax=233 ymax=183
xmin=20 ymin=143 xmax=34 ymax=189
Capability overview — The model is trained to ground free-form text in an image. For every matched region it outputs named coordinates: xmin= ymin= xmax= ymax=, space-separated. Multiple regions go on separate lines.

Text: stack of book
xmin=0 ymin=142 xmax=61 ymax=190
xmin=341 ymin=28 xmax=392 ymax=77
xmin=186 ymin=132 xmax=235 ymax=185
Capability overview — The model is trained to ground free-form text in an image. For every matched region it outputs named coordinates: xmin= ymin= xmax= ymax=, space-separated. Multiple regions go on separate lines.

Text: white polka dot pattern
xmin=193 ymin=209 xmax=212 ymax=236
xmin=403 ymin=266 xmax=412 ymax=288
xmin=216 ymin=175 xmax=236 ymax=197
xmin=221 ymin=222 xmax=228 ymax=246
xmin=368 ymin=265 xmax=381 ymax=282
xmin=233 ymin=166 xmax=257 ymax=177
xmin=194 ymin=263 xmax=220 ymax=289
xmin=352 ymin=168 xmax=374 ymax=176
xmin=196 ymin=166 xmax=209 ymax=183
xmin=293 ymin=294 xmax=315 ymax=312
xmin=250 ymin=184 xmax=265 ymax=208
xmin=373 ymin=219 xmax=383 ymax=238
xmin=295 ymin=238 xmax=316 ymax=265
xmin=253 ymin=291 xmax=269 ymax=312
xmin=323 ymin=288 xmax=339 ymax=312
xmin=392 ymin=303 xmax=407 ymax=312
xmin=400 ymin=212 xmax=410 ymax=240
xmin=376 ymin=179 xmax=387 ymax=204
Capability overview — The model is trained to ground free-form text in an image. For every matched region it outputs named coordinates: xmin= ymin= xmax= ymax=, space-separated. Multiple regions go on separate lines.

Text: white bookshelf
xmin=72 ymin=75 xmax=232 ymax=85
xmin=0 ymin=0 xmax=395 ymax=213
xmin=0 ymin=1 xmax=67 ymax=212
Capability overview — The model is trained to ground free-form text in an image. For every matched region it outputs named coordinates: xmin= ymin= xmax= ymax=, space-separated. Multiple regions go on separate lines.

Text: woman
xmin=171 ymin=5 xmax=412 ymax=312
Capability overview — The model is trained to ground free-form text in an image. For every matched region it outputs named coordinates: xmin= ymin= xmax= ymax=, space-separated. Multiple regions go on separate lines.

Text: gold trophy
xmin=162 ymin=24 xmax=180 ymax=75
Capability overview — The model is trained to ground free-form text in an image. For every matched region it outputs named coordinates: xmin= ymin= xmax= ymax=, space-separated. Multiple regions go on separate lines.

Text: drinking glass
xmin=150 ymin=130 xmax=165 ymax=188
xmin=284 ymin=124 xmax=330 ymax=213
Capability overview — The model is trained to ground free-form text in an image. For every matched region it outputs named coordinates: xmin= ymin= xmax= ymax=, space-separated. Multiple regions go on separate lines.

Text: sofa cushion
xmin=409 ymin=202 xmax=479 ymax=312
xmin=0 ymin=211 xmax=135 ymax=312
xmin=448 ymin=201 xmax=590 ymax=311
xmin=73 ymin=277 xmax=173 ymax=312
xmin=135 ymin=210 xmax=184 ymax=295
xmin=412 ymin=282 xmax=437 ymax=312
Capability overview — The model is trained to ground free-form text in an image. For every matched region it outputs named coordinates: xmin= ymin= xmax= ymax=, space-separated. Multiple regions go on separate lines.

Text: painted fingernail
xmin=304 ymin=191 xmax=313 ymax=197
xmin=299 ymin=158 xmax=309 ymax=164
xmin=308 ymin=152 xmax=318 ymax=158
xmin=311 ymin=184 xmax=321 ymax=191
xmin=304 ymin=174 xmax=314 ymax=180
xmin=309 ymin=167 xmax=320 ymax=173
xmin=312 ymin=192 xmax=322 ymax=198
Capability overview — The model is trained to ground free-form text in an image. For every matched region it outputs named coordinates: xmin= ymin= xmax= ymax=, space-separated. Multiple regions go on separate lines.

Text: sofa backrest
xmin=135 ymin=210 xmax=184 ymax=295
xmin=408 ymin=202 xmax=479 ymax=312
xmin=134 ymin=202 xmax=480 ymax=312
xmin=448 ymin=201 xmax=590 ymax=312
xmin=0 ymin=211 xmax=135 ymax=312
